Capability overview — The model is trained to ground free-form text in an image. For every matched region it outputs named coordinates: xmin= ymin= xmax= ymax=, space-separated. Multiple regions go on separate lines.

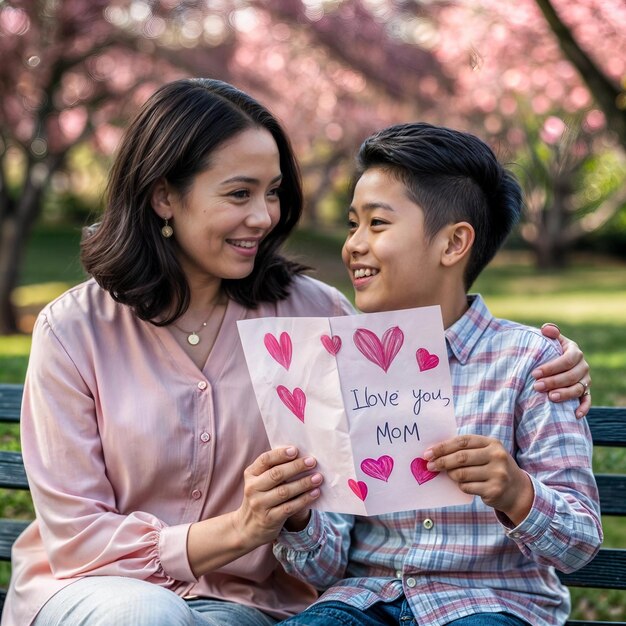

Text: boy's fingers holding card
xmin=424 ymin=435 xmax=491 ymax=471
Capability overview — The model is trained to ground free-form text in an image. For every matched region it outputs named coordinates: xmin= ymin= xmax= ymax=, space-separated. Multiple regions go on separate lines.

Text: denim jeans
xmin=33 ymin=576 xmax=278 ymax=626
xmin=278 ymin=598 xmax=530 ymax=626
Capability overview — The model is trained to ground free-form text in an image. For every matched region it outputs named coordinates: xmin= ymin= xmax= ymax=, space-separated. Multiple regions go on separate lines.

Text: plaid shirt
xmin=274 ymin=295 xmax=602 ymax=626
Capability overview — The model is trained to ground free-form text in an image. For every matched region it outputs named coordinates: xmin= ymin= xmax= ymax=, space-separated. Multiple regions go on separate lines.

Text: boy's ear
xmin=150 ymin=178 xmax=174 ymax=219
xmin=440 ymin=221 xmax=474 ymax=268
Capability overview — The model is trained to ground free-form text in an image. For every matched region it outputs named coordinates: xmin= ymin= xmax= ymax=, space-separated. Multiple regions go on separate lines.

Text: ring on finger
xmin=577 ymin=380 xmax=589 ymax=396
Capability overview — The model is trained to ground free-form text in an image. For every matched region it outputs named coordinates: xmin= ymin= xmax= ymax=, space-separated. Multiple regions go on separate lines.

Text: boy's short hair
xmin=356 ymin=122 xmax=523 ymax=290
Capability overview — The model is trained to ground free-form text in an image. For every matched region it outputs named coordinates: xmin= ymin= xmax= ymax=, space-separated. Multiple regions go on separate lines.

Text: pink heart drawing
xmin=348 ymin=479 xmax=368 ymax=501
xmin=264 ymin=332 xmax=292 ymax=370
xmin=416 ymin=348 xmax=439 ymax=372
xmin=321 ymin=334 xmax=342 ymax=356
xmin=276 ymin=385 xmax=306 ymax=422
xmin=410 ymin=457 xmax=439 ymax=485
xmin=353 ymin=326 xmax=404 ymax=373
xmin=360 ymin=455 xmax=394 ymax=482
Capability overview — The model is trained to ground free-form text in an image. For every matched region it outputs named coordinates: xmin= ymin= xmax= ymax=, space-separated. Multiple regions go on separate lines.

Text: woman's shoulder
xmin=275 ymin=274 xmax=355 ymax=317
xmin=39 ymin=278 xmax=124 ymax=329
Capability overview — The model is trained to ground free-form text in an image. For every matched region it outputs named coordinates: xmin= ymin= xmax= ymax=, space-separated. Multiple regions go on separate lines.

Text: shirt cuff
xmin=276 ymin=510 xmax=325 ymax=552
xmin=159 ymin=522 xmax=198 ymax=583
xmin=497 ymin=474 xmax=557 ymax=544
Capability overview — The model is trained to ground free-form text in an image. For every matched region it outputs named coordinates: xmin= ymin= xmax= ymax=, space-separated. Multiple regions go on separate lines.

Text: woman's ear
xmin=150 ymin=178 xmax=173 ymax=219
xmin=440 ymin=221 xmax=475 ymax=268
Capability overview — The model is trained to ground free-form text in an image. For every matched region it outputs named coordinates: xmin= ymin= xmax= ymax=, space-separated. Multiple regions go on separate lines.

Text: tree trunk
xmin=532 ymin=177 xmax=571 ymax=269
xmin=0 ymin=214 xmax=20 ymax=334
xmin=533 ymin=237 xmax=568 ymax=269
xmin=0 ymin=159 xmax=60 ymax=334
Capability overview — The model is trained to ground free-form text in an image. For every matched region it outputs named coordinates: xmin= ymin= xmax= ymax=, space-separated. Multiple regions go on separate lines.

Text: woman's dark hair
xmin=355 ymin=122 xmax=523 ymax=290
xmin=81 ymin=78 xmax=307 ymax=324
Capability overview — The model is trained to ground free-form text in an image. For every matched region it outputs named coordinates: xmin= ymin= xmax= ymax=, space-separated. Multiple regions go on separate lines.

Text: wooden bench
xmin=0 ymin=382 xmax=625 ymax=623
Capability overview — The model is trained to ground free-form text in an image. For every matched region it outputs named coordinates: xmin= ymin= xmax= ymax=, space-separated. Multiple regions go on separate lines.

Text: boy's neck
xmin=438 ymin=285 xmax=470 ymax=330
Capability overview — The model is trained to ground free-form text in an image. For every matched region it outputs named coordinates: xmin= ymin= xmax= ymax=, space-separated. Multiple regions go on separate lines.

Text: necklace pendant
xmin=187 ymin=332 xmax=200 ymax=346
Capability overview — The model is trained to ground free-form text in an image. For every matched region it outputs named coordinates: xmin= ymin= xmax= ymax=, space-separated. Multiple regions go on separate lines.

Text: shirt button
xmin=197 ymin=381 xmax=207 ymax=390
xmin=200 ymin=432 xmax=211 ymax=443
xmin=395 ymin=570 xmax=402 ymax=578
xmin=406 ymin=577 xmax=417 ymax=588
xmin=191 ymin=489 xmax=202 ymax=500
xmin=423 ymin=518 xmax=434 ymax=530
xmin=307 ymin=526 xmax=314 ymax=536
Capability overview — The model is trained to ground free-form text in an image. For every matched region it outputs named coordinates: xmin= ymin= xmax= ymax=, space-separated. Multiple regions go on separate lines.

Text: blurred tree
xmin=414 ymin=0 xmax=626 ymax=266
xmin=0 ymin=1 xmax=149 ymax=332
xmin=534 ymin=0 xmax=626 ymax=149
xmin=517 ymin=114 xmax=626 ymax=267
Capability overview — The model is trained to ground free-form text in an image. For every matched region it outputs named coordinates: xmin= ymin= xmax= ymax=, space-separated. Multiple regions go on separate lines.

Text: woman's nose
xmin=246 ymin=198 xmax=274 ymax=230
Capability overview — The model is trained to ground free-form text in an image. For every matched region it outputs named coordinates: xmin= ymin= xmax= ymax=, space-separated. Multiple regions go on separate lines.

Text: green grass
xmin=2 ymin=228 xmax=626 ymax=620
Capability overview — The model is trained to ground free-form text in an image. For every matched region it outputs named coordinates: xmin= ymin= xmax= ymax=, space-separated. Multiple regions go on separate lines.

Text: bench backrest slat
xmin=585 ymin=408 xmax=626 ymax=446
xmin=0 ymin=385 xmax=23 ymax=424
xmin=0 ymin=520 xmax=29 ymax=562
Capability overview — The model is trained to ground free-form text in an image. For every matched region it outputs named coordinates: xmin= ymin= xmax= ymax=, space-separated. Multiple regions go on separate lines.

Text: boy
xmin=273 ymin=123 xmax=602 ymax=626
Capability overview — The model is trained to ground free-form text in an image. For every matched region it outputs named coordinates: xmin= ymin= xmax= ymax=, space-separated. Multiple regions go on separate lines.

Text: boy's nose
xmin=346 ymin=232 xmax=368 ymax=256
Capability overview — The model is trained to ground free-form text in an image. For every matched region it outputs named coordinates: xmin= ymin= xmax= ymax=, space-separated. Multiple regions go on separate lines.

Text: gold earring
xmin=161 ymin=218 xmax=173 ymax=238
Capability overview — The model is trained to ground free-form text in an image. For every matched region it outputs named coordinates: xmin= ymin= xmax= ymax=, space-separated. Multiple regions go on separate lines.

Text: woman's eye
xmin=371 ymin=218 xmax=387 ymax=227
xmin=347 ymin=219 xmax=358 ymax=230
xmin=231 ymin=189 xmax=250 ymax=199
xmin=267 ymin=187 xmax=280 ymax=198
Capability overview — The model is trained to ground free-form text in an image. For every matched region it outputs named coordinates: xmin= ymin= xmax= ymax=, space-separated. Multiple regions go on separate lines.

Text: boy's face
xmin=342 ymin=167 xmax=446 ymax=313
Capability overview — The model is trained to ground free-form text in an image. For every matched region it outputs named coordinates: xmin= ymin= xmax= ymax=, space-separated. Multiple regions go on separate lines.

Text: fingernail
xmin=309 ymin=488 xmax=320 ymax=498
xmin=426 ymin=461 xmax=436 ymax=471
xmin=534 ymin=381 xmax=546 ymax=391
xmin=422 ymin=448 xmax=434 ymax=460
xmin=576 ymin=411 xmax=584 ymax=419
xmin=310 ymin=473 xmax=322 ymax=485
xmin=285 ymin=447 xmax=297 ymax=457
xmin=549 ymin=392 xmax=561 ymax=401
xmin=303 ymin=456 xmax=316 ymax=467
xmin=531 ymin=368 xmax=543 ymax=379
xmin=542 ymin=322 xmax=560 ymax=333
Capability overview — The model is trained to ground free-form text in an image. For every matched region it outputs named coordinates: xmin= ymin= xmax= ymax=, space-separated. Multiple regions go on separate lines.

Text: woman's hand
xmin=234 ymin=446 xmax=322 ymax=549
xmin=536 ymin=323 xmax=591 ymax=419
xmin=424 ymin=435 xmax=534 ymax=526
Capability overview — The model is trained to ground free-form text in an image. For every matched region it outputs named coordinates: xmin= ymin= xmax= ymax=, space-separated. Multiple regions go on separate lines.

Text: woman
xmin=3 ymin=79 xmax=590 ymax=626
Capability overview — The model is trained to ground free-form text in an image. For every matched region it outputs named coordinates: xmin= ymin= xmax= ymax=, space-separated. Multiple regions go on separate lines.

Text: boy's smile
xmin=342 ymin=167 xmax=447 ymax=314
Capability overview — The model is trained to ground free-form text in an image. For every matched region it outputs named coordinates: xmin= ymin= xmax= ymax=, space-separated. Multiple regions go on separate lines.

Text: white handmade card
xmin=237 ymin=305 xmax=472 ymax=515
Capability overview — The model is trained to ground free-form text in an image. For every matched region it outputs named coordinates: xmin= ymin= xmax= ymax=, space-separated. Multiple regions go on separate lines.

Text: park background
xmin=0 ymin=0 xmax=625 ymax=620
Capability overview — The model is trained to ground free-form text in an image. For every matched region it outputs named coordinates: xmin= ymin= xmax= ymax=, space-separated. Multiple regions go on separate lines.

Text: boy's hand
xmin=535 ymin=323 xmax=591 ymax=419
xmin=234 ymin=447 xmax=322 ymax=549
xmin=424 ymin=435 xmax=534 ymax=526
xmin=284 ymin=509 xmax=312 ymax=533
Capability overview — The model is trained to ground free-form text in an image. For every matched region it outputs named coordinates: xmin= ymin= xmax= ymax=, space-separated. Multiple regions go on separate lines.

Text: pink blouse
xmin=2 ymin=276 xmax=354 ymax=626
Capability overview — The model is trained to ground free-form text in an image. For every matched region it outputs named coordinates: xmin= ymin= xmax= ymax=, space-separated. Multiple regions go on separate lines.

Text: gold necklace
xmin=172 ymin=299 xmax=221 ymax=346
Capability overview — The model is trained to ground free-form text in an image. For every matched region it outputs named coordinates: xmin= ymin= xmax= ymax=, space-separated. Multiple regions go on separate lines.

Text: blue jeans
xmin=278 ymin=598 xmax=530 ymax=626
xmin=33 ymin=576 xmax=278 ymax=626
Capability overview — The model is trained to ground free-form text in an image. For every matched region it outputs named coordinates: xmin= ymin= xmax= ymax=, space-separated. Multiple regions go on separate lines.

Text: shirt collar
xmin=445 ymin=294 xmax=493 ymax=365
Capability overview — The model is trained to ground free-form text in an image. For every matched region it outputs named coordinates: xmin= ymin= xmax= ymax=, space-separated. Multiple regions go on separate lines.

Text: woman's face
xmin=159 ymin=127 xmax=283 ymax=289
